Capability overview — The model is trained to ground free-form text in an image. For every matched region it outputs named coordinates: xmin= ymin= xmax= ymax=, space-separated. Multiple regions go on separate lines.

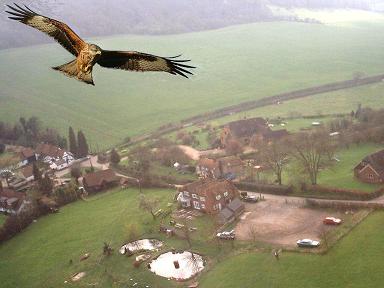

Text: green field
xmin=200 ymin=211 xmax=384 ymax=288
xmin=1 ymin=185 xmax=383 ymax=288
xmin=317 ymin=143 xmax=384 ymax=192
xmin=2 ymin=22 xmax=384 ymax=149
xmin=0 ymin=188 xmax=218 ymax=288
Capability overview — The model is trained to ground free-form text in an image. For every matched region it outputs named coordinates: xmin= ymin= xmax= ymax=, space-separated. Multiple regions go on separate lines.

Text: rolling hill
xmin=1 ymin=21 xmax=384 ymax=149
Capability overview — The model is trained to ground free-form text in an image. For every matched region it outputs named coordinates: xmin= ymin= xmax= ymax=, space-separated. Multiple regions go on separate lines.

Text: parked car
xmin=217 ymin=230 xmax=235 ymax=240
xmin=241 ymin=195 xmax=259 ymax=203
xmin=297 ymin=239 xmax=320 ymax=248
xmin=323 ymin=217 xmax=342 ymax=225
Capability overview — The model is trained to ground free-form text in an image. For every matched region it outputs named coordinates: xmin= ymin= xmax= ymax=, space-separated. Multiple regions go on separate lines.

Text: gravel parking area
xmin=235 ymin=195 xmax=343 ymax=247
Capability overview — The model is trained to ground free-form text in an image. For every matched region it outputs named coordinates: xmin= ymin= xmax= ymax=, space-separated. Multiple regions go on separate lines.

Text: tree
xmin=70 ymin=164 xmax=82 ymax=184
xmin=32 ymin=162 xmax=42 ymax=181
xmin=77 ymin=130 xmax=89 ymax=158
xmin=259 ymin=140 xmax=289 ymax=185
xmin=139 ymin=195 xmax=159 ymax=220
xmin=288 ymin=130 xmax=333 ymax=185
xmin=225 ymin=139 xmax=243 ymax=155
xmin=110 ymin=148 xmax=121 ymax=164
xmin=128 ymin=146 xmax=152 ymax=185
xmin=68 ymin=127 xmax=78 ymax=158
xmin=38 ymin=173 xmax=54 ymax=195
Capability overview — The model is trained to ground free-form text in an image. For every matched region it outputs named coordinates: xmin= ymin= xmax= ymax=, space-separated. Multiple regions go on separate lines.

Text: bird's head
xmin=89 ymin=44 xmax=102 ymax=57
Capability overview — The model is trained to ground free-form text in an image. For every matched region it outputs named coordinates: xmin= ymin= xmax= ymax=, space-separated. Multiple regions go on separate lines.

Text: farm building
xmin=21 ymin=165 xmax=35 ymax=182
xmin=82 ymin=169 xmax=118 ymax=193
xmin=220 ymin=117 xmax=288 ymax=148
xmin=196 ymin=156 xmax=244 ymax=180
xmin=177 ymin=179 xmax=243 ymax=215
xmin=0 ymin=184 xmax=29 ymax=214
xmin=221 ymin=117 xmax=269 ymax=147
xmin=18 ymin=147 xmax=36 ymax=167
xmin=354 ymin=149 xmax=384 ymax=184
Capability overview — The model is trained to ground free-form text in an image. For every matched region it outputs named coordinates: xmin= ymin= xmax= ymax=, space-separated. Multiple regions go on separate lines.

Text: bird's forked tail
xmin=52 ymin=59 xmax=94 ymax=85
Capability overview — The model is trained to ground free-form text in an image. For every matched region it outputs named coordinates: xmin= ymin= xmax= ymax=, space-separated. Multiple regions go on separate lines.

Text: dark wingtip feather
xmin=166 ymin=55 xmax=195 ymax=78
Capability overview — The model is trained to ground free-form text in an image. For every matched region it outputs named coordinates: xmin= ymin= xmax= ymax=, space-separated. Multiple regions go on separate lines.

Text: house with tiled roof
xmin=221 ymin=118 xmax=269 ymax=147
xmin=18 ymin=147 xmax=36 ymax=167
xmin=21 ymin=165 xmax=35 ymax=182
xmin=82 ymin=169 xmax=118 ymax=193
xmin=196 ymin=156 xmax=244 ymax=180
xmin=0 ymin=184 xmax=29 ymax=214
xmin=354 ymin=149 xmax=384 ymax=184
xmin=177 ymin=179 xmax=242 ymax=214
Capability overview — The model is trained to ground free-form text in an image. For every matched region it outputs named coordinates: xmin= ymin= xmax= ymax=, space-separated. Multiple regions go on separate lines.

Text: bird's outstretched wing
xmin=6 ymin=3 xmax=86 ymax=56
xmin=97 ymin=51 xmax=195 ymax=78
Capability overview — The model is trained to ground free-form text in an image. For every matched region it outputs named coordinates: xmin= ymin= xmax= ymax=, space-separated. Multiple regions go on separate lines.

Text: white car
xmin=297 ymin=239 xmax=320 ymax=248
xmin=217 ymin=230 xmax=235 ymax=240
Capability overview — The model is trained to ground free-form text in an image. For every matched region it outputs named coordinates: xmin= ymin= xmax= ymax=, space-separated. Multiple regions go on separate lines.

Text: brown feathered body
xmin=6 ymin=4 xmax=194 ymax=86
xmin=53 ymin=44 xmax=102 ymax=85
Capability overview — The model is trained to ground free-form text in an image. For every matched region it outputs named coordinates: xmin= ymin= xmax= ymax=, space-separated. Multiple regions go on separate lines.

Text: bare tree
xmin=287 ymin=130 xmax=333 ymax=185
xmin=259 ymin=140 xmax=289 ymax=185
xmin=247 ymin=224 xmax=258 ymax=242
xmin=139 ymin=195 xmax=159 ymax=220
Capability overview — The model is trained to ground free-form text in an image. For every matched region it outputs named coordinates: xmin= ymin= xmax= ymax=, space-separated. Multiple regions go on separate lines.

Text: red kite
xmin=6 ymin=4 xmax=195 ymax=85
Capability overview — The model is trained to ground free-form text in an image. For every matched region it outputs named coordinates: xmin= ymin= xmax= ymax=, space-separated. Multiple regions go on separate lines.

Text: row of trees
xmin=256 ymin=129 xmax=336 ymax=186
xmin=68 ymin=127 xmax=89 ymax=158
xmin=0 ymin=117 xmax=67 ymax=148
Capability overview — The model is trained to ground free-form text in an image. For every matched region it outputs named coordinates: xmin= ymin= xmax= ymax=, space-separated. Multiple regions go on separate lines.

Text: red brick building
xmin=354 ymin=150 xmax=384 ymax=184
xmin=177 ymin=179 xmax=241 ymax=214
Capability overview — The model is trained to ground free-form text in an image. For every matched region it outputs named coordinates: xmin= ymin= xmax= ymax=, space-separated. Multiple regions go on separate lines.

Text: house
xmin=220 ymin=117 xmax=289 ymax=148
xmin=50 ymin=159 xmax=71 ymax=171
xmin=196 ymin=158 xmax=220 ymax=179
xmin=18 ymin=147 xmax=36 ymax=167
xmin=0 ymin=184 xmax=29 ymax=214
xmin=21 ymin=165 xmax=35 ymax=182
xmin=36 ymin=143 xmax=74 ymax=164
xmin=354 ymin=150 xmax=384 ymax=184
xmin=177 ymin=179 xmax=241 ymax=214
xmin=221 ymin=118 xmax=269 ymax=147
xmin=82 ymin=169 xmax=118 ymax=193
xmin=196 ymin=156 xmax=244 ymax=179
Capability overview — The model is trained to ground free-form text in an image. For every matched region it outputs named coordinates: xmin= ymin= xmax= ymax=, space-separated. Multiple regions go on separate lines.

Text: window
xmin=184 ymin=191 xmax=190 ymax=197
xmin=224 ymin=191 xmax=229 ymax=197
xmin=368 ymin=174 xmax=374 ymax=179
xmin=193 ymin=201 xmax=200 ymax=209
xmin=200 ymin=196 xmax=206 ymax=202
xmin=216 ymin=194 xmax=221 ymax=200
xmin=201 ymin=203 xmax=206 ymax=209
xmin=192 ymin=194 xmax=198 ymax=199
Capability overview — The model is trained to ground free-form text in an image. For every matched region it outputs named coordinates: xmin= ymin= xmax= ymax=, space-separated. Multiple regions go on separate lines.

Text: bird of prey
xmin=6 ymin=4 xmax=195 ymax=85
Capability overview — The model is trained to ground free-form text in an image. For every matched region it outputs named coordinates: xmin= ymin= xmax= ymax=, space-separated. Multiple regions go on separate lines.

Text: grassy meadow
xmin=0 ymin=185 xmax=383 ymax=288
xmin=1 ymin=22 xmax=384 ymax=148
xmin=317 ymin=143 xmax=384 ymax=192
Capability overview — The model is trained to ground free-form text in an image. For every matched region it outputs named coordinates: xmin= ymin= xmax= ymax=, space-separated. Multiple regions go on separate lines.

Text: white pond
xmin=149 ymin=251 xmax=204 ymax=281
xmin=119 ymin=239 xmax=163 ymax=254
